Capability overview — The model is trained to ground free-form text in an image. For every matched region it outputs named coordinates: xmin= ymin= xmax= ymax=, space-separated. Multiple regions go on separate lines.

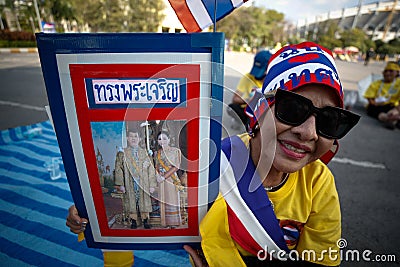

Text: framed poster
xmin=36 ymin=33 xmax=224 ymax=249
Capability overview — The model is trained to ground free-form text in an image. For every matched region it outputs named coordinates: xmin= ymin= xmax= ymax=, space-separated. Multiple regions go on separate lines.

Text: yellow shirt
xmin=363 ymin=78 xmax=400 ymax=106
xmin=236 ymin=73 xmax=264 ymax=101
xmin=200 ymin=135 xmax=341 ymax=267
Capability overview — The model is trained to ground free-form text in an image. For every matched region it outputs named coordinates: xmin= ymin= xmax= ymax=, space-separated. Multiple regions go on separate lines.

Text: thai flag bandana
xmin=246 ymin=42 xmax=344 ymax=130
xmin=220 ymin=135 xmax=290 ymax=257
xmin=168 ymin=0 xmax=248 ymax=32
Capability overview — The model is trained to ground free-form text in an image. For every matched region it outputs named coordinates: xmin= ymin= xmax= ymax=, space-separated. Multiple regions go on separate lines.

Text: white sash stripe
xmin=187 ymin=0 xmax=213 ymax=29
xmin=231 ymin=0 xmax=245 ymax=8
xmin=219 ymin=153 xmax=286 ymax=255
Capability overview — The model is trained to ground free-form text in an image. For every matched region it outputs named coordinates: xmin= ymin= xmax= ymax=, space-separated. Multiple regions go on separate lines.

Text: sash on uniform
xmin=220 ymin=136 xmax=289 ymax=257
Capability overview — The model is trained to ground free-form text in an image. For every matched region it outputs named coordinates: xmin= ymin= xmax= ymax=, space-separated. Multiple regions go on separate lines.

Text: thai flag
xmin=168 ymin=0 xmax=248 ymax=32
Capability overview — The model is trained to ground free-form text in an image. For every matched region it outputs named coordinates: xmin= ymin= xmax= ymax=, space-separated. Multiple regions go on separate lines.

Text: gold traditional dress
xmin=155 ymin=146 xmax=182 ymax=227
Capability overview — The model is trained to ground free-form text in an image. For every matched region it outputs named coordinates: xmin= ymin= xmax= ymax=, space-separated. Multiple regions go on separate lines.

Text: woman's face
xmin=259 ymin=84 xmax=339 ymax=174
xmin=158 ymin=133 xmax=170 ymax=148
xmin=383 ymin=69 xmax=397 ymax=83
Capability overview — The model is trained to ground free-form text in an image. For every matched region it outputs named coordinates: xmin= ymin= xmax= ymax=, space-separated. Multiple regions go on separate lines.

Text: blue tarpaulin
xmin=0 ymin=120 xmax=190 ymax=266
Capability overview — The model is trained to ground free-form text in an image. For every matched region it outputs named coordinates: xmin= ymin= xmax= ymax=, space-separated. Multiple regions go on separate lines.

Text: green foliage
xmin=216 ymin=5 xmax=284 ymax=51
xmin=69 ymin=0 xmax=165 ymax=32
xmin=126 ymin=0 xmax=165 ymax=32
xmin=317 ymin=21 xmax=342 ymax=49
xmin=0 ymin=29 xmax=35 ymax=41
xmin=340 ymin=28 xmax=368 ymax=51
xmin=375 ymin=38 xmax=400 ymax=55
xmin=1 ymin=0 xmax=165 ymax=33
xmin=0 ymin=39 xmax=36 ymax=47
xmin=0 ymin=29 xmax=36 ymax=47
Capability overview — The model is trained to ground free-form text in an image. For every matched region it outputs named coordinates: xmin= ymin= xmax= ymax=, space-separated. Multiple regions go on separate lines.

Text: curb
xmin=0 ymin=48 xmax=38 ymax=53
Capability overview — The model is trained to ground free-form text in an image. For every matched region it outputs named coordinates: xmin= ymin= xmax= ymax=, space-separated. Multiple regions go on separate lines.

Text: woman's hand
xmin=66 ymin=205 xmax=88 ymax=234
xmin=183 ymin=245 xmax=208 ymax=267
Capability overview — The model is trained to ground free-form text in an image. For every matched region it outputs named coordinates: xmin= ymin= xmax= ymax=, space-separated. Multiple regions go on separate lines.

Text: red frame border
xmin=69 ymin=64 xmax=200 ymax=237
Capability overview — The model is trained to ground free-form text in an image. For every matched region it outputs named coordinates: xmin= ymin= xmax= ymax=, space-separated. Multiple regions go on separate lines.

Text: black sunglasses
xmin=273 ymin=89 xmax=360 ymax=139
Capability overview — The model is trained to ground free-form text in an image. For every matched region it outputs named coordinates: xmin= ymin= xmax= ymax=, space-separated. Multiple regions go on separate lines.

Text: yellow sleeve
xmin=363 ymin=80 xmax=380 ymax=99
xmin=296 ymin=165 xmax=341 ymax=266
xmin=236 ymin=74 xmax=262 ymax=101
xmin=200 ymin=195 xmax=246 ymax=267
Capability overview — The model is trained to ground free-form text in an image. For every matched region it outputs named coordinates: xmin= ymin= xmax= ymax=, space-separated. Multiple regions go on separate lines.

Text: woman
xmin=364 ymin=61 xmax=400 ymax=119
xmin=363 ymin=61 xmax=400 ymax=129
xmin=67 ymin=42 xmax=360 ymax=266
xmin=185 ymin=42 xmax=360 ymax=266
xmin=154 ymin=131 xmax=183 ymax=228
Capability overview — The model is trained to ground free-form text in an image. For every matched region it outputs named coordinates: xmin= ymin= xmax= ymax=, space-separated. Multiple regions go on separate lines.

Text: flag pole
xmin=213 ymin=0 xmax=217 ymax=32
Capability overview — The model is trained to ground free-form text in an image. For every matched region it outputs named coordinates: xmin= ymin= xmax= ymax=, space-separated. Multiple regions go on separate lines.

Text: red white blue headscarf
xmin=246 ymin=42 xmax=344 ymax=131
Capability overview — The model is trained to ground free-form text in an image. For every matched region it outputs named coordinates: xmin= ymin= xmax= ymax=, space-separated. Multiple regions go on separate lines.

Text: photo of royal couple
xmin=92 ymin=120 xmax=188 ymax=230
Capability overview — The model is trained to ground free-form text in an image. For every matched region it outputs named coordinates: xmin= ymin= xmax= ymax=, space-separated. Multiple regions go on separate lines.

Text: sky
xmin=252 ymin=0 xmax=383 ymax=23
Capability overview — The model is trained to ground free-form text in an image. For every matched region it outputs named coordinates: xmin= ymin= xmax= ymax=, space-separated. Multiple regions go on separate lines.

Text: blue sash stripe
xmin=222 ymin=136 xmax=289 ymax=251
xmin=201 ymin=0 xmax=235 ymax=21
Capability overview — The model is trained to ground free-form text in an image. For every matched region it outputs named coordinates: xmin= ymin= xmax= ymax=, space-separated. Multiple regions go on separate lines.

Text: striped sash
xmin=220 ymin=136 xmax=289 ymax=256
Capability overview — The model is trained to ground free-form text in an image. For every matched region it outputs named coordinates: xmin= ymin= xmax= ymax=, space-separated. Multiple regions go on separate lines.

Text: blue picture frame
xmin=36 ymin=32 xmax=224 ymax=249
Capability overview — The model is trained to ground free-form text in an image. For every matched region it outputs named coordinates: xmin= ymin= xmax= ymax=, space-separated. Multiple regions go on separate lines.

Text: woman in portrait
xmin=154 ymin=131 xmax=184 ymax=228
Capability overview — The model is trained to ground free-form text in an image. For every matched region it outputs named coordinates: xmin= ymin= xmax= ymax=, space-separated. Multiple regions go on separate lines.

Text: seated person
xmin=228 ymin=50 xmax=272 ymax=126
xmin=364 ymin=61 xmax=400 ymax=129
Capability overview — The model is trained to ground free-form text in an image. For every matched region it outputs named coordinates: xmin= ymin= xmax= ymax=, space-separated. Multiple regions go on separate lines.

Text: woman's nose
xmin=291 ymin=115 xmax=318 ymax=141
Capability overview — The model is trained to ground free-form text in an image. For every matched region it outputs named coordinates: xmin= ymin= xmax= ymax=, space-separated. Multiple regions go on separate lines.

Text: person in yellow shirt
xmin=186 ymin=42 xmax=360 ymax=266
xmin=228 ymin=50 xmax=272 ymax=126
xmin=67 ymin=42 xmax=360 ymax=266
xmin=364 ymin=61 xmax=400 ymax=129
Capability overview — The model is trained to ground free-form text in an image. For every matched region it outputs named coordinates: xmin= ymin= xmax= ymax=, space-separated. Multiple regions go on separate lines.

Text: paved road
xmin=1 ymin=52 xmax=399 ymax=265
xmin=0 ymin=53 xmax=48 ymax=130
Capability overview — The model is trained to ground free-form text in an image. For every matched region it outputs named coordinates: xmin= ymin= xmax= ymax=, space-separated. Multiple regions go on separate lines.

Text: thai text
xmin=91 ymin=78 xmax=180 ymax=104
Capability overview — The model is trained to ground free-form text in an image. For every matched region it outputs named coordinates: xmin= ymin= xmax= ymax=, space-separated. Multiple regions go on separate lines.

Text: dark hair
xmin=156 ymin=131 xmax=170 ymax=150
xmin=127 ymin=128 xmax=142 ymax=138
xmin=157 ymin=131 xmax=170 ymax=139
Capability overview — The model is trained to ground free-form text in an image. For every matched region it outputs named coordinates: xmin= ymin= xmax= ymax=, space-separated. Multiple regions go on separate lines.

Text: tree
xmin=69 ymin=0 xmax=165 ymax=32
xmin=375 ymin=38 xmax=400 ymax=56
xmin=317 ymin=20 xmax=342 ymax=49
xmin=126 ymin=0 xmax=165 ymax=32
xmin=216 ymin=5 xmax=284 ymax=51
xmin=340 ymin=28 xmax=368 ymax=51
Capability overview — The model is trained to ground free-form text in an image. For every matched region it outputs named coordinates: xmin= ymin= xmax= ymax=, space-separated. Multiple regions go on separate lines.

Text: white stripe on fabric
xmin=219 ymin=152 xmax=285 ymax=255
xmin=187 ymin=0 xmax=213 ymax=30
xmin=0 ymin=155 xmax=52 ymax=173
xmin=0 ymin=184 xmax=72 ymax=208
xmin=0 ymin=130 xmax=12 ymax=144
xmin=1 ymin=145 xmax=58 ymax=162
xmin=21 ymin=140 xmax=61 ymax=154
xmin=13 ymin=127 xmax=25 ymax=140
xmin=231 ymin=0 xmax=245 ymax=7
xmin=0 ymin=169 xmax=68 ymax=190
xmin=0 ymin=224 xmax=102 ymax=266
xmin=0 ymin=252 xmax=35 ymax=267
xmin=264 ymin=63 xmax=341 ymax=93
xmin=0 ymin=199 xmax=73 ymax=233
